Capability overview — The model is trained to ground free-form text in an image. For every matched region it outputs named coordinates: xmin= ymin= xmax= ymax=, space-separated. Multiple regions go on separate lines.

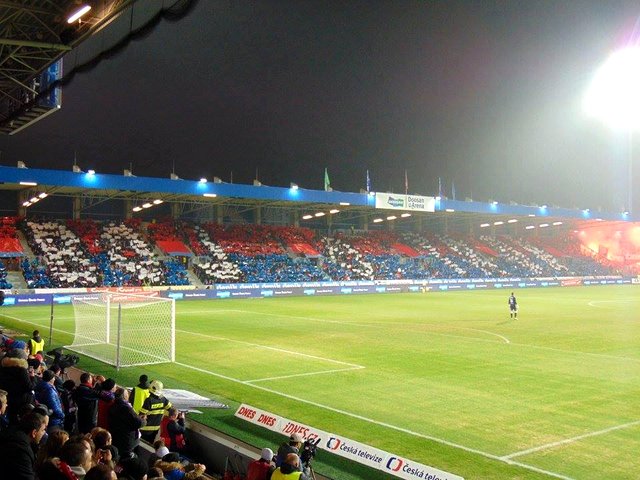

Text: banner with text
xmin=235 ymin=403 xmax=463 ymax=480
xmin=375 ymin=193 xmax=435 ymax=212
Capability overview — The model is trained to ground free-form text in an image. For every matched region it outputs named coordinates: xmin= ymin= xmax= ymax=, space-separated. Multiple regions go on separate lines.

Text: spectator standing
xmin=108 ymin=387 xmax=145 ymax=460
xmin=139 ymin=380 xmax=171 ymax=443
xmin=0 ymin=342 xmax=37 ymax=424
xmin=0 ymin=411 xmax=48 ymax=480
xmin=61 ymin=379 xmax=78 ymax=434
xmin=97 ymin=378 xmax=116 ymax=430
xmin=129 ymin=374 xmax=150 ymax=414
xmin=160 ymin=407 xmax=186 ymax=453
xmin=35 ymin=370 xmax=65 ymax=431
xmin=74 ymin=373 xmax=100 ymax=434
xmin=247 ymin=447 xmax=276 ymax=480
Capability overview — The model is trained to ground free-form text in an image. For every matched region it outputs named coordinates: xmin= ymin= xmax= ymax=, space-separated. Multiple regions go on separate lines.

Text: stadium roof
xmin=0 ymin=165 xmax=634 ymax=231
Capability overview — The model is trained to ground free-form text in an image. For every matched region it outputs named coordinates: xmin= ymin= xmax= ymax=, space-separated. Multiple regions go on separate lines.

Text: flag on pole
xmin=438 ymin=177 xmax=443 ymax=197
xmin=451 ymin=180 xmax=456 ymax=200
xmin=324 ymin=168 xmax=331 ymax=191
xmin=404 ymin=170 xmax=408 ymax=195
xmin=366 ymin=170 xmax=371 ymax=192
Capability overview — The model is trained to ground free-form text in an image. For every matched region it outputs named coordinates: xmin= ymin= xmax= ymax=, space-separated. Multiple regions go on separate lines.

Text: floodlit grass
xmin=1 ymin=285 xmax=639 ymax=479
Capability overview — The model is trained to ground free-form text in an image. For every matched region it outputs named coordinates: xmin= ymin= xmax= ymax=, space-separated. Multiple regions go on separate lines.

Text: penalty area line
xmin=172 ymin=360 xmax=573 ymax=480
xmin=501 ymin=419 xmax=640 ymax=460
xmin=244 ymin=366 xmax=365 ymax=383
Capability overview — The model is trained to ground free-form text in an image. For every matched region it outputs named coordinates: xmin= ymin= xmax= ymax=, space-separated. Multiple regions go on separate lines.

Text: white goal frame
xmin=67 ymin=292 xmax=175 ymax=369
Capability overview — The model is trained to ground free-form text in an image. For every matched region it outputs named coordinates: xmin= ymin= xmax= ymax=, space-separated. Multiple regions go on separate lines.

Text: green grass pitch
xmin=1 ymin=285 xmax=639 ymax=479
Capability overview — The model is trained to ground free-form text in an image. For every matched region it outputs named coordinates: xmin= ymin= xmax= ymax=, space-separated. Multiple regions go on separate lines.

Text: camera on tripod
xmin=47 ymin=347 xmax=79 ymax=373
xmin=300 ymin=437 xmax=321 ymax=468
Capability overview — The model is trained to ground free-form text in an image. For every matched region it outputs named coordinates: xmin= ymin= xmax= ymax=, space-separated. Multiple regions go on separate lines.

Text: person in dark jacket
xmin=0 ymin=343 xmax=37 ymax=424
xmin=60 ymin=379 xmax=78 ymax=434
xmin=0 ymin=411 xmax=48 ymax=480
xmin=74 ymin=372 xmax=100 ymax=434
xmin=97 ymin=378 xmax=116 ymax=430
xmin=108 ymin=387 xmax=145 ymax=460
xmin=139 ymin=380 xmax=171 ymax=443
xmin=34 ymin=369 xmax=64 ymax=431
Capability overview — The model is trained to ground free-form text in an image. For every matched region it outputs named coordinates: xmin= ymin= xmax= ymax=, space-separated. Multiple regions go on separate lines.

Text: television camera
xmin=47 ymin=347 xmax=79 ymax=374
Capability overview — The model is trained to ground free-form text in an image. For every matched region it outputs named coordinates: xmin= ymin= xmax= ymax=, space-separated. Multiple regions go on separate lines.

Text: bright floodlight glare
xmin=373 ymin=218 xmax=383 ymax=223
xmin=507 ymin=219 xmax=518 ymax=223
xmin=142 ymin=202 xmax=152 ymax=209
xmin=19 ymin=181 xmax=37 ymax=186
xmin=132 ymin=206 xmax=142 ymax=212
xmin=302 ymin=214 xmax=313 ymax=220
xmin=290 ymin=183 xmax=299 ymax=190
xmin=584 ymin=47 xmax=640 ymax=130
xmin=494 ymin=221 xmax=504 ymax=225
xmin=401 ymin=213 xmax=411 ymax=217
xmin=203 ymin=193 xmax=217 ymax=198
xmin=38 ymin=192 xmax=48 ymax=199
xmin=386 ymin=215 xmax=397 ymax=220
xmin=87 ymin=169 xmax=95 ymax=175
xmin=445 ymin=208 xmax=455 ymax=212
xmin=480 ymin=223 xmax=490 ymax=228
xmin=199 ymin=177 xmax=207 ymax=183
xmin=67 ymin=5 xmax=91 ymax=23
xmin=329 ymin=209 xmax=339 ymax=214
xmin=539 ymin=223 xmax=549 ymax=227
xmin=339 ymin=202 xmax=350 ymax=206
xmin=153 ymin=199 xmax=163 ymax=205
xmin=525 ymin=225 xmax=535 ymax=230
xmin=314 ymin=212 xmax=325 ymax=217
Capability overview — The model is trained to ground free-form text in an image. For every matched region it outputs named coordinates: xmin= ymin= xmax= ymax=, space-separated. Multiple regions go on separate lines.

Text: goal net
xmin=68 ymin=292 xmax=175 ymax=368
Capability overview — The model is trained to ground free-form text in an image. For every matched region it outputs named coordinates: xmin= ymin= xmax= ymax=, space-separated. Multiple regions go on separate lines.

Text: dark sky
xmin=1 ymin=0 xmax=640 ymax=213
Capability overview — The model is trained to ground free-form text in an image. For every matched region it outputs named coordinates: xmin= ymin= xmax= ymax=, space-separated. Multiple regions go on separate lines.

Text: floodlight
xmin=525 ymin=225 xmax=535 ymax=230
xmin=87 ymin=169 xmax=95 ymax=175
xmin=401 ymin=213 xmax=411 ymax=217
xmin=584 ymin=47 xmax=640 ymax=131
xmin=314 ymin=212 xmax=325 ymax=217
xmin=19 ymin=181 xmax=37 ymax=186
xmin=373 ymin=218 xmax=383 ymax=223
xmin=540 ymin=204 xmax=547 ymax=209
xmin=67 ymin=5 xmax=91 ymax=23
xmin=386 ymin=215 xmax=397 ymax=220
xmin=199 ymin=177 xmax=207 ymax=184
xmin=302 ymin=214 xmax=313 ymax=220
xmin=491 ymin=200 xmax=498 ymax=205
xmin=142 ymin=202 xmax=152 ymax=209
xmin=30 ymin=196 xmax=39 ymax=203
xmin=623 ymin=211 xmax=630 ymax=215
xmin=38 ymin=192 xmax=48 ymax=199
xmin=22 ymin=201 xmax=31 ymax=207
xmin=539 ymin=223 xmax=549 ymax=228
xmin=480 ymin=223 xmax=490 ymax=228
xmin=329 ymin=209 xmax=339 ymax=214
xmin=132 ymin=206 xmax=142 ymax=212
xmin=445 ymin=209 xmax=455 ymax=212
xmin=528 ymin=214 xmax=536 ymax=217
xmin=507 ymin=219 xmax=518 ymax=223
xmin=153 ymin=199 xmax=163 ymax=205
xmin=339 ymin=202 xmax=350 ymax=206
xmin=435 ymin=196 xmax=441 ymax=201
xmin=552 ymin=221 xmax=563 ymax=226
xmin=203 ymin=193 xmax=217 ymax=198
xmin=290 ymin=183 xmax=299 ymax=190
xmin=494 ymin=221 xmax=504 ymax=226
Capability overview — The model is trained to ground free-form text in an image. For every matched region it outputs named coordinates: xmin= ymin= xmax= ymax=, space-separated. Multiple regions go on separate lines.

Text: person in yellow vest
xmin=28 ymin=330 xmax=45 ymax=356
xmin=129 ymin=374 xmax=150 ymax=414
xmin=270 ymin=453 xmax=311 ymax=480
xmin=139 ymin=380 xmax=172 ymax=443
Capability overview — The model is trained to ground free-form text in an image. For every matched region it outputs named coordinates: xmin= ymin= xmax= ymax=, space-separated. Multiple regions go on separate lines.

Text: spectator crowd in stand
xmin=0 ymin=338 xmax=207 ymax=480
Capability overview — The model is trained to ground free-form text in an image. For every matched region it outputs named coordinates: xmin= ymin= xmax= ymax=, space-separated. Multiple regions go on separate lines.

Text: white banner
xmin=375 ymin=193 xmax=435 ymax=212
xmin=235 ymin=404 xmax=463 ymax=480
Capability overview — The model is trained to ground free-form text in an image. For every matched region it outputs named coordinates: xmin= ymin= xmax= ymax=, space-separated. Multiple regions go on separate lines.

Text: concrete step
xmin=17 ymin=231 xmax=35 ymax=257
xmin=7 ymin=271 xmax=27 ymax=290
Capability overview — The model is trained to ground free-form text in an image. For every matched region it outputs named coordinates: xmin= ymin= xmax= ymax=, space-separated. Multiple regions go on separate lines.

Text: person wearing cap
xmin=247 ymin=447 xmax=276 ymax=480
xmin=129 ymin=374 xmax=150 ymax=414
xmin=139 ymin=380 xmax=172 ymax=443
xmin=34 ymin=369 xmax=64 ymax=431
xmin=270 ymin=453 xmax=311 ymax=480
xmin=28 ymin=330 xmax=45 ymax=357
xmin=0 ymin=341 xmax=37 ymax=424
xmin=275 ymin=433 xmax=304 ymax=471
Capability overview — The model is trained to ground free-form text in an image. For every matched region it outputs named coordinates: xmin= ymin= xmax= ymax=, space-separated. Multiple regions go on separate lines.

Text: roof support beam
xmin=0 ymin=38 xmax=71 ymax=51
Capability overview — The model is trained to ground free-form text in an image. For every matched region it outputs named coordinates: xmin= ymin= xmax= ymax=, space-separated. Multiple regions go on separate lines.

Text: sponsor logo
xmin=387 ymin=196 xmax=405 ymax=208
xmin=326 ymin=437 xmax=342 ymax=450
xmin=341 ymin=288 xmax=352 ymax=294
xmin=216 ymin=291 xmax=231 ymax=298
xmin=167 ymin=292 xmax=184 ymax=299
xmin=303 ymin=289 xmax=316 ymax=295
xmin=236 ymin=406 xmax=256 ymax=419
xmin=54 ymin=295 xmax=72 ymax=304
xmin=386 ymin=457 xmax=404 ymax=472
xmin=261 ymin=290 xmax=274 ymax=297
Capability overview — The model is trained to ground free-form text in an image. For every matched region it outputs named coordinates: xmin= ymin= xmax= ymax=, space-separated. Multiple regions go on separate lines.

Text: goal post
xmin=67 ymin=292 xmax=175 ymax=368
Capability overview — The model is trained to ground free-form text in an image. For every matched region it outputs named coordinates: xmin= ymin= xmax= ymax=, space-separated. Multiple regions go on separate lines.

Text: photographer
xmin=269 ymin=453 xmax=311 ymax=480
xmin=160 ymin=407 xmax=186 ymax=453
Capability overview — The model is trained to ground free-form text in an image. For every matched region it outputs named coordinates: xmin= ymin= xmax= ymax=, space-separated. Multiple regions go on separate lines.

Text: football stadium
xmin=0 ymin=2 xmax=639 ymax=480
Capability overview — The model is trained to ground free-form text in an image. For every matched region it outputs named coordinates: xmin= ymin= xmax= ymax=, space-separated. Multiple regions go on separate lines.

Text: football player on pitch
xmin=508 ymin=292 xmax=518 ymax=319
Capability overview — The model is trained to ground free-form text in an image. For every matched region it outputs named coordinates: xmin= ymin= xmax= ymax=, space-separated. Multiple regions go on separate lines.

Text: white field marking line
xmin=175 ymin=328 xmax=364 ymax=368
xmin=244 ymin=366 xmax=365 ymax=383
xmin=191 ymin=308 xmax=512 ymax=344
xmin=173 ymin=359 xmax=574 ymax=480
xmin=587 ymin=299 xmax=637 ymax=308
xmin=501 ymin=419 xmax=640 ymax=460
xmin=186 ymin=309 xmax=640 ymax=362
xmin=0 ymin=312 xmax=577 ymax=479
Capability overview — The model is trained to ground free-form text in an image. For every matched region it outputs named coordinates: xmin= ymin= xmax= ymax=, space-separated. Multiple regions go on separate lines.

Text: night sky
xmin=1 ymin=1 xmax=639 ymax=213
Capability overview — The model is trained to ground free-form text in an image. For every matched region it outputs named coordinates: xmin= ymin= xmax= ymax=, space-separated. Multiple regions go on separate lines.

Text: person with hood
xmin=35 ymin=369 xmax=65 ymax=431
xmin=139 ymin=380 xmax=171 ymax=443
xmin=270 ymin=453 xmax=311 ymax=480
xmin=0 ymin=341 xmax=37 ymax=424
xmin=128 ymin=374 xmax=150 ymax=414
